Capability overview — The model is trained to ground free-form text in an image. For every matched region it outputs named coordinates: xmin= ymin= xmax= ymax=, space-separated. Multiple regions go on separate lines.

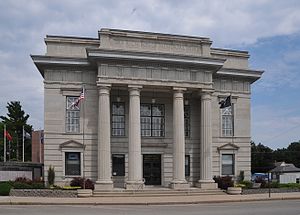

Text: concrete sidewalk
xmin=0 ymin=192 xmax=300 ymax=205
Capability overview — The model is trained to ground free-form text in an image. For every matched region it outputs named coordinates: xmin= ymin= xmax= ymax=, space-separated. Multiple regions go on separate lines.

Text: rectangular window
xmin=185 ymin=155 xmax=190 ymax=176
xmin=65 ymin=152 xmax=81 ymax=176
xmin=112 ymin=154 xmax=125 ymax=176
xmin=184 ymin=105 xmax=190 ymax=137
xmin=66 ymin=97 xmax=80 ymax=133
xmin=222 ymin=154 xmax=234 ymax=175
xmin=141 ymin=104 xmax=165 ymax=137
xmin=221 ymin=106 xmax=233 ymax=136
xmin=112 ymin=103 xmax=125 ymax=136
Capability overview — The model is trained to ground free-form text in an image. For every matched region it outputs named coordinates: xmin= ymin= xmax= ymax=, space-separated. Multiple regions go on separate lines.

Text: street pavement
xmin=0 ymin=192 xmax=300 ymax=205
xmin=0 ymin=200 xmax=299 ymax=215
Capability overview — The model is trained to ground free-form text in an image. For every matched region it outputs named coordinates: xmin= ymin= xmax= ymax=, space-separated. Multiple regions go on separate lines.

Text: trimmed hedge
xmin=0 ymin=182 xmax=13 ymax=196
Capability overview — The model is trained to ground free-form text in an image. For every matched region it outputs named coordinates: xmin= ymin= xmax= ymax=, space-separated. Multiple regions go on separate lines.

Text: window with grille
xmin=221 ymin=106 xmax=233 ymax=136
xmin=112 ymin=103 xmax=125 ymax=136
xmin=184 ymin=105 xmax=190 ymax=137
xmin=65 ymin=152 xmax=81 ymax=176
xmin=222 ymin=154 xmax=234 ymax=175
xmin=141 ymin=104 xmax=165 ymax=137
xmin=66 ymin=97 xmax=80 ymax=133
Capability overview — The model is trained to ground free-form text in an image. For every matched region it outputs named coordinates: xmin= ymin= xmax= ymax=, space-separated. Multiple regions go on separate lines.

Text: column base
xmin=196 ymin=180 xmax=218 ymax=189
xmin=170 ymin=180 xmax=190 ymax=190
xmin=125 ymin=181 xmax=144 ymax=190
xmin=94 ymin=180 xmax=113 ymax=191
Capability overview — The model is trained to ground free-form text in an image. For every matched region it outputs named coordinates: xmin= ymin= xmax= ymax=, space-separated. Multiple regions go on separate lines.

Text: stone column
xmin=126 ymin=85 xmax=144 ymax=190
xmin=197 ymin=91 xmax=217 ymax=189
xmin=170 ymin=88 xmax=190 ymax=189
xmin=95 ymin=84 xmax=113 ymax=190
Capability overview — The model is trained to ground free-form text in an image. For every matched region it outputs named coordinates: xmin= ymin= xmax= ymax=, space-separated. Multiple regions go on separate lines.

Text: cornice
xmin=211 ymin=48 xmax=249 ymax=58
xmin=87 ymin=48 xmax=225 ymax=71
xmin=31 ymin=55 xmax=92 ymax=77
xmin=215 ymin=68 xmax=264 ymax=83
xmin=45 ymin=35 xmax=99 ymax=45
xmin=99 ymin=28 xmax=212 ymax=44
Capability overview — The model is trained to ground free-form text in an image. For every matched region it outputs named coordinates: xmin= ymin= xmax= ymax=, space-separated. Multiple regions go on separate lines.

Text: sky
xmin=0 ymin=0 xmax=300 ymax=150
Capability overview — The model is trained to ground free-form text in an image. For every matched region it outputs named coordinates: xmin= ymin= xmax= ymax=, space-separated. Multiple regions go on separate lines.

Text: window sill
xmin=64 ymin=175 xmax=82 ymax=178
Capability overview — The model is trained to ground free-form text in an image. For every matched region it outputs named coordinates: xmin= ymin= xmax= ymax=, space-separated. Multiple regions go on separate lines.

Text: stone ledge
xmin=9 ymin=189 xmax=77 ymax=198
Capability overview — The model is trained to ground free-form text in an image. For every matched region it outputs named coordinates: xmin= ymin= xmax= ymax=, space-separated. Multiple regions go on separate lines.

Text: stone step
xmin=92 ymin=189 xmax=226 ymax=197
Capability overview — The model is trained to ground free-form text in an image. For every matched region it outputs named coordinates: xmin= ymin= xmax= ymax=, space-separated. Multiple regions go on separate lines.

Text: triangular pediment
xmin=217 ymin=143 xmax=239 ymax=151
xmin=59 ymin=140 xmax=85 ymax=149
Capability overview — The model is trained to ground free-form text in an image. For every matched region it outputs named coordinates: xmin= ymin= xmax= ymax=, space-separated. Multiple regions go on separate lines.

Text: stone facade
xmin=32 ymin=29 xmax=263 ymax=190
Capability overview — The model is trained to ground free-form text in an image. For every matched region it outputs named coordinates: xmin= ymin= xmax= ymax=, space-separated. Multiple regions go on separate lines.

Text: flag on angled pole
xmin=219 ymin=95 xmax=232 ymax=109
xmin=4 ymin=126 xmax=12 ymax=162
xmin=68 ymin=87 xmax=85 ymax=109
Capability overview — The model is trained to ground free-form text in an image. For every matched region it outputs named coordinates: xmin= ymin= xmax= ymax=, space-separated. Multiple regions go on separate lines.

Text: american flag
xmin=69 ymin=87 xmax=85 ymax=109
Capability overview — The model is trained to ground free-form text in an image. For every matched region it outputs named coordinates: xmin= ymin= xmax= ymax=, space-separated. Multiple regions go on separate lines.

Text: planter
xmin=77 ymin=189 xmax=93 ymax=197
xmin=252 ymin=183 xmax=261 ymax=189
xmin=227 ymin=187 xmax=242 ymax=195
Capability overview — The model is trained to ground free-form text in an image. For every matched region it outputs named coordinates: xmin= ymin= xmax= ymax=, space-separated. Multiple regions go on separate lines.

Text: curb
xmin=0 ymin=196 xmax=300 ymax=206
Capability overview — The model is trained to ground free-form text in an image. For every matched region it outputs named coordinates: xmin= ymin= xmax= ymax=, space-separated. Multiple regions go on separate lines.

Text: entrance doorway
xmin=143 ymin=154 xmax=161 ymax=185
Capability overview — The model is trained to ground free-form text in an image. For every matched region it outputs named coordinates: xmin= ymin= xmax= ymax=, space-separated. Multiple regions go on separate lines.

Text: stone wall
xmin=242 ymin=188 xmax=300 ymax=195
xmin=10 ymin=189 xmax=77 ymax=198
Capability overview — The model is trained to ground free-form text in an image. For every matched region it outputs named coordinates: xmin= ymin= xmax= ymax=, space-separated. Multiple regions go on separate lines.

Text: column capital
xmin=128 ymin=85 xmax=143 ymax=90
xmin=199 ymin=89 xmax=214 ymax=99
xmin=97 ymin=84 xmax=111 ymax=94
xmin=97 ymin=83 xmax=112 ymax=88
xmin=173 ymin=87 xmax=187 ymax=92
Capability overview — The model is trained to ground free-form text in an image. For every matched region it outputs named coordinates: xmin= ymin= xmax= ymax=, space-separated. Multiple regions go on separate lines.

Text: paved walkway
xmin=0 ymin=192 xmax=300 ymax=205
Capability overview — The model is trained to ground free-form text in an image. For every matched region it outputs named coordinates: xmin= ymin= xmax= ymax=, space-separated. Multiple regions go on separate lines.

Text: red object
xmin=4 ymin=131 xmax=13 ymax=141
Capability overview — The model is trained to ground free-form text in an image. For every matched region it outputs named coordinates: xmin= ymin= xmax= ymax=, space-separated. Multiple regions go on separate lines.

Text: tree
xmin=273 ymin=141 xmax=300 ymax=168
xmin=0 ymin=101 xmax=32 ymax=161
xmin=251 ymin=141 xmax=274 ymax=173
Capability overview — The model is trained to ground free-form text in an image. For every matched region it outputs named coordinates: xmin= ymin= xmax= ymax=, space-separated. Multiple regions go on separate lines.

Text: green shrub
xmin=47 ymin=166 xmax=55 ymax=186
xmin=0 ymin=182 xmax=12 ymax=196
xmin=238 ymin=171 xmax=245 ymax=183
xmin=12 ymin=182 xmax=32 ymax=189
xmin=239 ymin=180 xmax=252 ymax=189
xmin=270 ymin=181 xmax=280 ymax=188
xmin=31 ymin=183 xmax=45 ymax=189
xmin=278 ymin=183 xmax=300 ymax=189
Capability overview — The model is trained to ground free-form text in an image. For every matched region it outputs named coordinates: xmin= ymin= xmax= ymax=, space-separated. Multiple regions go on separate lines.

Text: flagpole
xmin=39 ymin=129 xmax=42 ymax=163
xmin=4 ymin=125 xmax=6 ymax=162
xmin=82 ymin=85 xmax=86 ymax=189
xmin=22 ymin=125 xmax=25 ymax=162
xmin=230 ymin=93 xmax=234 ymax=145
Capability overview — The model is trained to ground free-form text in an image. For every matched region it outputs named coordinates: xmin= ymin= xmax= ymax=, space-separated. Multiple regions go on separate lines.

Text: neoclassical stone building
xmin=32 ymin=28 xmax=262 ymax=190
